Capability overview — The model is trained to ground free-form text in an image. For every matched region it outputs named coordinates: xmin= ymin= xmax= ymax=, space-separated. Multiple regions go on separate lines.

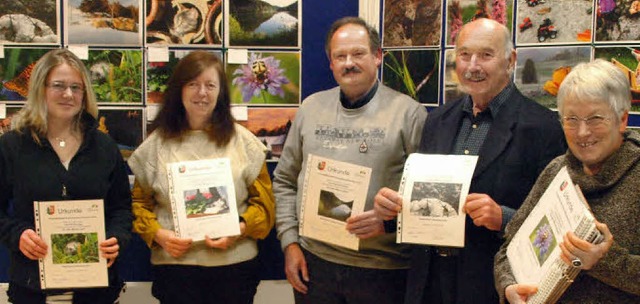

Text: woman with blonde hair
xmin=0 ymin=49 xmax=133 ymax=303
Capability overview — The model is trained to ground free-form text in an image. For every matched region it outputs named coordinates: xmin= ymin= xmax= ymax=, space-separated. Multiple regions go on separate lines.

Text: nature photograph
xmin=227 ymin=51 xmax=300 ymax=105
xmin=528 ymin=216 xmax=557 ymax=266
xmin=442 ymin=49 xmax=466 ymax=104
xmin=0 ymin=105 xmax=23 ymax=136
xmin=382 ymin=49 xmax=440 ymax=105
xmin=408 ymin=182 xmax=461 ymax=218
xmin=594 ymin=46 xmax=640 ymax=112
xmin=67 ymin=0 xmax=141 ymax=45
xmin=51 ymin=233 xmax=100 ymax=264
xmin=0 ymin=48 xmax=53 ymax=102
xmin=0 ymin=0 xmax=59 ymax=44
xmin=515 ymin=0 xmax=593 ymax=45
xmin=227 ymin=0 xmax=299 ymax=47
xmin=514 ymin=46 xmax=592 ymax=109
xmin=383 ymin=0 xmax=442 ymax=47
xmin=183 ymin=186 xmax=230 ymax=218
xmin=236 ymin=107 xmax=297 ymax=160
xmin=318 ymin=190 xmax=353 ymax=222
xmin=146 ymin=0 xmax=222 ymax=45
xmin=595 ymin=0 xmax=640 ymax=42
xmin=97 ymin=107 xmax=144 ymax=160
xmin=445 ymin=0 xmax=513 ymax=45
xmin=86 ymin=49 xmax=143 ymax=104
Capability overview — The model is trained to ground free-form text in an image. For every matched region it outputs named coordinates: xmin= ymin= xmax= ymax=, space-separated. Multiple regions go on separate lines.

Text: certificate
xmin=507 ymin=167 xmax=602 ymax=303
xmin=397 ymin=153 xmax=478 ymax=247
xmin=34 ymin=199 xmax=108 ymax=289
xmin=166 ymin=158 xmax=240 ymax=241
xmin=299 ymin=154 xmax=372 ymax=250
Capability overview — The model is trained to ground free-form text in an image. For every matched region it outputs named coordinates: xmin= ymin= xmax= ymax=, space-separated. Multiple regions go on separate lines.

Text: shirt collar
xmin=462 ymin=82 xmax=515 ymax=117
xmin=340 ymin=81 xmax=379 ymax=109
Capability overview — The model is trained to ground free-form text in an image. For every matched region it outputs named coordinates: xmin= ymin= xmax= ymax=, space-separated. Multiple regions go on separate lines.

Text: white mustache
xmin=464 ymin=71 xmax=487 ymax=81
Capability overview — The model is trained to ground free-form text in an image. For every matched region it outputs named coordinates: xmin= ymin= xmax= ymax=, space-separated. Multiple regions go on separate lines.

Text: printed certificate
xmin=34 ymin=199 xmax=108 ymax=289
xmin=507 ymin=167 xmax=602 ymax=303
xmin=397 ymin=153 xmax=478 ymax=247
xmin=300 ymin=154 xmax=372 ymax=250
xmin=166 ymin=158 xmax=240 ymax=241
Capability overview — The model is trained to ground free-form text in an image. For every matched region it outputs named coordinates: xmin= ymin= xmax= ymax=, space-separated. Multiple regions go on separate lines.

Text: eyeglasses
xmin=185 ymin=81 xmax=218 ymax=92
xmin=47 ymin=82 xmax=84 ymax=95
xmin=561 ymin=115 xmax=610 ymax=130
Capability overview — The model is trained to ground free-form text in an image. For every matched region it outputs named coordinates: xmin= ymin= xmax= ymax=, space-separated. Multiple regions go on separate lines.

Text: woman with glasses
xmin=128 ymin=51 xmax=275 ymax=303
xmin=0 ymin=49 xmax=133 ymax=303
xmin=494 ymin=59 xmax=640 ymax=303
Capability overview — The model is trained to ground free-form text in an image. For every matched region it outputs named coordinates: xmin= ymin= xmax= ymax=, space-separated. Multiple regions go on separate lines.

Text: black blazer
xmin=405 ymin=89 xmax=567 ymax=304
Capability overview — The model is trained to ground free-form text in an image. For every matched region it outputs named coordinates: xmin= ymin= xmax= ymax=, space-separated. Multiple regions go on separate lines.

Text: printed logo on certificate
xmin=397 ymin=154 xmax=478 ymax=247
xmin=299 ymin=154 xmax=372 ymax=250
xmin=34 ymin=199 xmax=108 ymax=289
xmin=166 ymin=158 xmax=240 ymax=241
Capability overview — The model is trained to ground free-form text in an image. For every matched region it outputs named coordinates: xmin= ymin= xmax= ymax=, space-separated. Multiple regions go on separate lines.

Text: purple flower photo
xmin=529 ymin=216 xmax=557 ymax=265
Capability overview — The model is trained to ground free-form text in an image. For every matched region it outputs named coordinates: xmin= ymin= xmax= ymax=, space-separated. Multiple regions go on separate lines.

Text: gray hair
xmin=557 ymin=59 xmax=631 ymax=120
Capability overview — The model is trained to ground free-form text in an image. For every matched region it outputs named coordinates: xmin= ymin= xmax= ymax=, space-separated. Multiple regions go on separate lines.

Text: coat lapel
xmin=473 ymin=91 xmax=521 ymax=177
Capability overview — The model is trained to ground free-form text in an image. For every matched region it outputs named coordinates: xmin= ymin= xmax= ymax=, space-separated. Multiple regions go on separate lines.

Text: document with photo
xmin=166 ymin=158 xmax=240 ymax=241
xmin=299 ymin=154 xmax=372 ymax=250
xmin=397 ymin=153 xmax=478 ymax=247
xmin=34 ymin=199 xmax=108 ymax=289
xmin=506 ymin=166 xmax=602 ymax=303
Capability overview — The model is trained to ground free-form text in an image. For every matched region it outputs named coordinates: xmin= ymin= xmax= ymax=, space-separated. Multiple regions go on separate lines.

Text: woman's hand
xmin=99 ymin=237 xmax=120 ymax=267
xmin=154 ymin=228 xmax=192 ymax=258
xmin=560 ymin=221 xmax=614 ymax=270
xmin=505 ymin=284 xmax=538 ymax=304
xmin=204 ymin=221 xmax=246 ymax=250
xmin=19 ymin=229 xmax=48 ymax=260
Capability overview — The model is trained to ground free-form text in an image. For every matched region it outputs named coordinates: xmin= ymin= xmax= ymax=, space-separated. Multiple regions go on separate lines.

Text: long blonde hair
xmin=12 ymin=49 xmax=98 ymax=144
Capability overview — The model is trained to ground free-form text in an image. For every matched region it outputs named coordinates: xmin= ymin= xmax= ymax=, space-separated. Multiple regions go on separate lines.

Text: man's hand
xmin=464 ymin=193 xmax=503 ymax=231
xmin=99 ymin=237 xmax=120 ymax=267
xmin=559 ymin=221 xmax=614 ymax=270
xmin=346 ymin=210 xmax=384 ymax=239
xmin=19 ymin=229 xmax=48 ymax=260
xmin=284 ymin=243 xmax=309 ymax=294
xmin=505 ymin=284 xmax=538 ymax=304
xmin=154 ymin=228 xmax=192 ymax=258
xmin=373 ymin=187 xmax=402 ymax=221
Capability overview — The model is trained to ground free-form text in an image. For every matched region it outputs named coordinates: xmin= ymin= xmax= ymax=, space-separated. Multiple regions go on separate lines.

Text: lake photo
xmin=227 ymin=0 xmax=299 ymax=47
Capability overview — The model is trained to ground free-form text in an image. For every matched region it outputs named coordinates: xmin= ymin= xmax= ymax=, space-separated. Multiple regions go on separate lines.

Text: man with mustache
xmin=273 ymin=16 xmax=427 ymax=303
xmin=373 ymin=18 xmax=567 ymax=303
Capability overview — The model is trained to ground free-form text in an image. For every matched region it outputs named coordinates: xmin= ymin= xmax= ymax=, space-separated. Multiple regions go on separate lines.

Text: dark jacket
xmin=405 ymin=89 xmax=567 ymax=304
xmin=0 ymin=114 xmax=133 ymax=299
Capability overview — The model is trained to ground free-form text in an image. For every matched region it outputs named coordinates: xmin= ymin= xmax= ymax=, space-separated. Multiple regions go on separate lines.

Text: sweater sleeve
xmin=0 ymin=134 xmax=31 ymax=252
xmin=241 ymin=163 xmax=275 ymax=240
xmin=131 ymin=180 xmax=162 ymax=248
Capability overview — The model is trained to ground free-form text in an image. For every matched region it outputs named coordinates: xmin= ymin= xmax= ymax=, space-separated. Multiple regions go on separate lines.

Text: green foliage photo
xmin=51 ymin=233 xmax=100 ymax=264
xmin=87 ymin=50 xmax=143 ymax=103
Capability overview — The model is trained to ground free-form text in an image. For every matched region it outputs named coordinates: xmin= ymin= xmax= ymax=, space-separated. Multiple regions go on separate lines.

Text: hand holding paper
xmin=19 ymin=229 xmax=48 ymax=260
xmin=99 ymin=237 xmax=119 ymax=267
xmin=505 ymin=284 xmax=538 ymax=304
xmin=154 ymin=228 xmax=192 ymax=258
xmin=559 ymin=221 xmax=613 ymax=270
xmin=464 ymin=193 xmax=503 ymax=231
xmin=373 ymin=187 xmax=402 ymax=221
xmin=346 ymin=210 xmax=384 ymax=239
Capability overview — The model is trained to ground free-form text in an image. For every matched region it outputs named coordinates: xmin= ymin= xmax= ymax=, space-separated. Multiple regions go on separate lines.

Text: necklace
xmin=55 ymin=137 xmax=67 ymax=148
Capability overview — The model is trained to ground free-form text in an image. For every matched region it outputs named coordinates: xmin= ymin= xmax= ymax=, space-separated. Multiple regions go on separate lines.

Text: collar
xmin=462 ymin=82 xmax=515 ymax=118
xmin=339 ymin=81 xmax=379 ymax=109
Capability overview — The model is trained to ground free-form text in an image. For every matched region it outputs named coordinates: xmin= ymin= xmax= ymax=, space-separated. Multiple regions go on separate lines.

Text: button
xmin=472 ymin=124 xmax=477 ymax=129
xmin=464 ymin=150 xmax=469 ymax=155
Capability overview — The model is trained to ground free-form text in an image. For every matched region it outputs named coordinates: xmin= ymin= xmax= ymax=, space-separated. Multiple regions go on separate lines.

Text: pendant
xmin=359 ymin=140 xmax=368 ymax=153
xmin=59 ymin=140 xmax=66 ymax=148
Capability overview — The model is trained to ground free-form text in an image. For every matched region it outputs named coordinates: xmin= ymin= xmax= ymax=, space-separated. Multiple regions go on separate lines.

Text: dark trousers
xmin=294 ymin=249 xmax=407 ymax=304
xmin=422 ymin=254 xmax=458 ymax=304
xmin=151 ymin=258 xmax=260 ymax=304
xmin=7 ymin=281 xmax=124 ymax=304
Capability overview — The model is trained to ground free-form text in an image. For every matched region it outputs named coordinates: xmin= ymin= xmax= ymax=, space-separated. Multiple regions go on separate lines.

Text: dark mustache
xmin=342 ymin=67 xmax=361 ymax=76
